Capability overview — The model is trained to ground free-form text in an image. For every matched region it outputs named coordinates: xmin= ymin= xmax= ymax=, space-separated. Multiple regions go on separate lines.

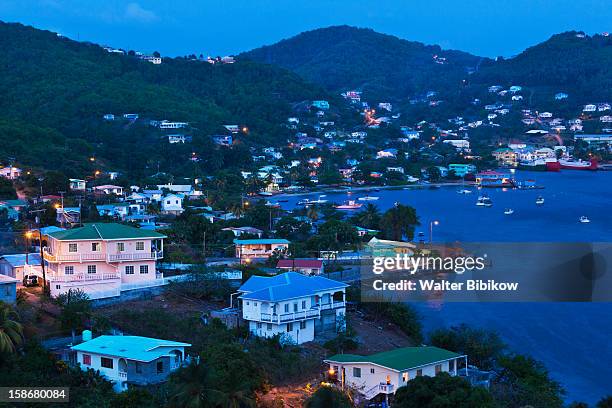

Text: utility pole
xmin=29 ymin=208 xmax=47 ymax=293
xmin=58 ymin=191 xmax=65 ymax=228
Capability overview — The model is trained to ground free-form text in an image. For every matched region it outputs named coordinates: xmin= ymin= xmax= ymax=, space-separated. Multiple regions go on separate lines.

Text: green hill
xmin=241 ymin=25 xmax=484 ymax=101
xmin=0 ymin=21 xmax=334 ymax=179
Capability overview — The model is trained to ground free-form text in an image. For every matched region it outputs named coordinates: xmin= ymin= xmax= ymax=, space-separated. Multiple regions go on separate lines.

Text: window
xmin=135 ymin=362 xmax=142 ymax=373
xmin=293 ymin=303 xmax=298 ymax=312
xmin=82 ymin=354 xmax=91 ymax=366
xmin=87 ymin=265 xmax=96 ymax=274
xmin=117 ymin=242 xmax=125 ymax=252
xmin=55 ymin=285 xmax=61 ymax=290
xmin=64 ymin=266 xmax=74 ymax=275
xmin=370 ymin=368 xmax=375 ymax=374
xmin=286 ymin=323 xmax=293 ymax=332
xmin=301 ymin=300 xmax=306 ymax=310
xmin=435 ymin=364 xmax=442 ymax=374
xmin=353 ymin=367 xmax=361 ymax=378
xmin=449 ymin=360 xmax=455 ymax=371
xmin=68 ymin=243 xmax=77 ymax=253
xmin=284 ymin=304 xmax=289 ymax=313
xmin=101 ymin=357 xmax=113 ymax=369
xmin=125 ymin=266 xmax=134 ymax=275
xmin=416 ymin=369 xmax=423 ymax=377
xmin=246 ymin=302 xmax=249 ymax=306
xmin=402 ymin=372 xmax=409 ymax=382
xmin=136 ymin=241 xmax=145 ymax=251
xmin=91 ymin=242 xmax=100 ymax=252
xmin=299 ymin=321 xmax=306 ymax=330
xmin=156 ymin=361 xmax=164 ymax=373
xmin=267 ymin=324 xmax=272 ymax=331
xmin=256 ymin=322 xmax=262 ymax=329
xmin=140 ymin=265 xmax=149 ymax=274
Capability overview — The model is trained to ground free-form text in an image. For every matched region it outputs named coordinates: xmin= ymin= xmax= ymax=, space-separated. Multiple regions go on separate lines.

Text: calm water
xmin=281 ymin=170 xmax=612 ymax=403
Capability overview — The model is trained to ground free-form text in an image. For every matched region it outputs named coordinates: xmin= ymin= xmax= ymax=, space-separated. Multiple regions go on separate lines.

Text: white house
xmin=94 ymin=185 xmax=124 ymax=196
xmin=325 ymin=346 xmax=466 ymax=400
xmin=69 ymin=179 xmax=87 ymax=191
xmin=443 ymin=139 xmax=470 ymax=151
xmin=238 ymin=272 xmax=348 ymax=344
xmin=161 ymin=194 xmax=184 ymax=215
xmin=72 ymin=335 xmax=190 ymax=392
xmin=0 ymin=166 xmax=22 ymax=180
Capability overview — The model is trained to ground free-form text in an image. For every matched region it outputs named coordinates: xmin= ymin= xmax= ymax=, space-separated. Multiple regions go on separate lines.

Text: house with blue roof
xmin=238 ymin=272 xmax=348 ymax=344
xmin=0 ymin=253 xmax=42 ymax=282
xmin=72 ymin=335 xmax=191 ymax=392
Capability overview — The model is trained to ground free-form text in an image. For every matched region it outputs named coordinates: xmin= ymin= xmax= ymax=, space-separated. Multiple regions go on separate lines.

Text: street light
xmin=429 ymin=220 xmax=440 ymax=244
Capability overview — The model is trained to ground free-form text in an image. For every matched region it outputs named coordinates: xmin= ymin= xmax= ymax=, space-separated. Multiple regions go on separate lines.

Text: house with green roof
xmin=72 ymin=335 xmax=190 ymax=392
xmin=42 ymin=223 xmax=166 ymax=300
xmin=324 ymin=346 xmax=466 ymax=400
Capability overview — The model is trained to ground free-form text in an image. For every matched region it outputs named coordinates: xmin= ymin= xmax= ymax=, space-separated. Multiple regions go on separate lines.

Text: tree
xmin=426 ymin=166 xmax=442 ymax=182
xmin=598 ymin=396 xmax=612 ymax=408
xmin=393 ymin=373 xmax=495 ymax=408
xmin=0 ymin=178 xmax=16 ymax=200
xmin=429 ymin=324 xmax=505 ymax=370
xmin=379 ymin=204 xmax=419 ymax=241
xmin=54 ymin=289 xmax=92 ymax=342
xmin=0 ymin=302 xmax=23 ymax=354
xmin=491 ymin=354 xmax=564 ymax=408
xmin=168 ymin=361 xmax=228 ymax=408
xmin=304 ymin=386 xmax=353 ymax=408
xmin=352 ymin=203 xmax=381 ymax=230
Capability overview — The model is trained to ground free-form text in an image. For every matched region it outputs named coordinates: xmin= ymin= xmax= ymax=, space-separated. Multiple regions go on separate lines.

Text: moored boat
xmin=476 ymin=196 xmax=493 ymax=207
xmin=358 ymin=196 xmax=380 ymax=201
xmin=335 ymin=200 xmax=363 ymax=210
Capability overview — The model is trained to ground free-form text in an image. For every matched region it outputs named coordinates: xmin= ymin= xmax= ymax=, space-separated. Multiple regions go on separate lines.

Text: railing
xmin=43 ymin=248 xmax=163 ymax=263
xmin=260 ymin=308 xmax=320 ymax=323
xmin=363 ymin=383 xmax=394 ymax=400
xmin=48 ymin=273 xmax=120 ymax=282
xmin=118 ymin=371 xmax=127 ymax=379
xmin=319 ymin=301 xmax=346 ymax=310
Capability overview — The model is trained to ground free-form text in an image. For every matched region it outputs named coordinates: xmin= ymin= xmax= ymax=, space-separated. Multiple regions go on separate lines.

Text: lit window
xmin=140 ymin=265 xmax=149 ymax=274
xmin=402 ymin=372 xmax=409 ymax=382
xmin=125 ymin=266 xmax=134 ymax=275
xmin=87 ymin=265 xmax=96 ymax=274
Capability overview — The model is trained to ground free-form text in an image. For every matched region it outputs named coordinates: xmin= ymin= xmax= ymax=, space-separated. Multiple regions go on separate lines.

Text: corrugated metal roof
xmin=239 ymin=272 xmax=347 ymax=302
xmin=325 ymin=347 xmax=462 ymax=371
xmin=71 ymin=335 xmax=190 ymax=362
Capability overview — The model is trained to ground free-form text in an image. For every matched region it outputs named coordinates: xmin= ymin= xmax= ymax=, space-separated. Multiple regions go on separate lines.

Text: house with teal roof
xmin=324 ymin=346 xmax=466 ymax=400
xmin=72 ymin=335 xmax=190 ymax=392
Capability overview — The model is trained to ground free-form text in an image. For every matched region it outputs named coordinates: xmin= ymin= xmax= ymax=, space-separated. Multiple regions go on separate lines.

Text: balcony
xmin=363 ymin=383 xmax=395 ymax=400
xmin=43 ymin=248 xmax=163 ymax=263
xmin=319 ymin=301 xmax=346 ymax=310
xmin=260 ymin=308 xmax=320 ymax=324
xmin=48 ymin=272 xmax=120 ymax=283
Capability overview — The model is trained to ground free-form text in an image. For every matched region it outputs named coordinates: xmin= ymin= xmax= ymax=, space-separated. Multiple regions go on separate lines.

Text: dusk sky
xmin=1 ymin=0 xmax=610 ymax=57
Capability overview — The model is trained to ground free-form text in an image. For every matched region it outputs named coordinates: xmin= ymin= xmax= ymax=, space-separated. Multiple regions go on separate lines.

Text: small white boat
xmin=536 ymin=196 xmax=545 ymax=205
xmin=258 ymin=191 xmax=273 ymax=197
xmin=504 ymin=209 xmax=514 ymax=215
xmin=358 ymin=196 xmax=380 ymax=201
xmin=476 ymin=196 xmax=493 ymax=207
xmin=457 ymin=189 xmax=472 ymax=194
xmin=579 ymin=216 xmax=590 ymax=223
xmin=298 ymin=196 xmax=328 ymax=206
xmin=335 ymin=200 xmax=363 ymax=210
xmin=265 ymin=201 xmax=281 ymax=208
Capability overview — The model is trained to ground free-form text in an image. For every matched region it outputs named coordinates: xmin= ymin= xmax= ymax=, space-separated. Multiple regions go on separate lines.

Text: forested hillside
xmin=0 ymin=22 xmax=334 ymax=178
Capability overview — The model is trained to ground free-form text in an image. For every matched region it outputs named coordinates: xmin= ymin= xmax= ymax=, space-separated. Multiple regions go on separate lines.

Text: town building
xmin=238 ymin=272 xmax=348 ymax=344
xmin=94 ymin=185 xmax=124 ymax=196
xmin=0 ymin=253 xmax=42 ymax=282
xmin=72 ymin=335 xmax=190 ymax=392
xmin=234 ymin=239 xmax=290 ymax=261
xmin=161 ymin=194 xmax=184 ymax=215
xmin=0 ymin=166 xmax=22 ymax=180
xmin=324 ymin=346 xmax=466 ymax=400
xmin=276 ymin=259 xmax=324 ymax=275
xmin=69 ymin=179 xmax=87 ymax=191
xmin=0 ymin=274 xmax=18 ymax=303
xmin=42 ymin=223 xmax=166 ymax=299
xmin=448 ymin=164 xmax=476 ymax=177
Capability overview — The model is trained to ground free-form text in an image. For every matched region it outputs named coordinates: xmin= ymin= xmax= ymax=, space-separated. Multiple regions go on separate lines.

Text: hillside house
xmin=0 ymin=166 xmax=22 ymax=180
xmin=325 ymin=346 xmax=465 ymax=400
xmin=72 ymin=335 xmax=190 ymax=392
xmin=277 ymin=259 xmax=324 ymax=275
xmin=69 ymin=179 xmax=87 ymax=191
xmin=42 ymin=223 xmax=166 ymax=299
xmin=161 ymin=194 xmax=184 ymax=215
xmin=0 ymin=253 xmax=42 ymax=283
xmin=238 ymin=272 xmax=348 ymax=344
xmin=0 ymin=274 xmax=18 ymax=304
xmin=94 ymin=185 xmax=124 ymax=196
xmin=234 ymin=239 xmax=290 ymax=261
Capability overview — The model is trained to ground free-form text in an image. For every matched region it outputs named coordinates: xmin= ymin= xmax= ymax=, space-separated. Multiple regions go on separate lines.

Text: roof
xmin=277 ymin=259 xmax=323 ymax=269
xmin=71 ymin=335 xmax=190 ymax=362
xmin=325 ymin=346 xmax=462 ymax=371
xmin=234 ymin=238 xmax=290 ymax=245
xmin=0 ymin=253 xmax=41 ymax=267
xmin=46 ymin=223 xmax=166 ymax=241
xmin=239 ymin=272 xmax=347 ymax=302
xmin=0 ymin=274 xmax=19 ymax=284
xmin=367 ymin=237 xmax=415 ymax=249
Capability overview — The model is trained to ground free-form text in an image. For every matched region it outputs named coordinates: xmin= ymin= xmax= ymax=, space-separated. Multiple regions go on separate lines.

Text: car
xmin=23 ymin=275 xmax=39 ymax=287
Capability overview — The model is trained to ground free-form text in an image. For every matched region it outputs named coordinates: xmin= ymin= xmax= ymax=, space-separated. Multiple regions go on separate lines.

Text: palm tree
xmin=354 ymin=203 xmax=381 ymax=230
xmin=168 ymin=362 xmax=227 ymax=408
xmin=380 ymin=203 xmax=420 ymax=241
xmin=0 ymin=301 xmax=23 ymax=354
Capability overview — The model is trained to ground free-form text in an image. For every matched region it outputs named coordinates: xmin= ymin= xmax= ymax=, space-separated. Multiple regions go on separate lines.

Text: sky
xmin=0 ymin=0 xmax=610 ymax=58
